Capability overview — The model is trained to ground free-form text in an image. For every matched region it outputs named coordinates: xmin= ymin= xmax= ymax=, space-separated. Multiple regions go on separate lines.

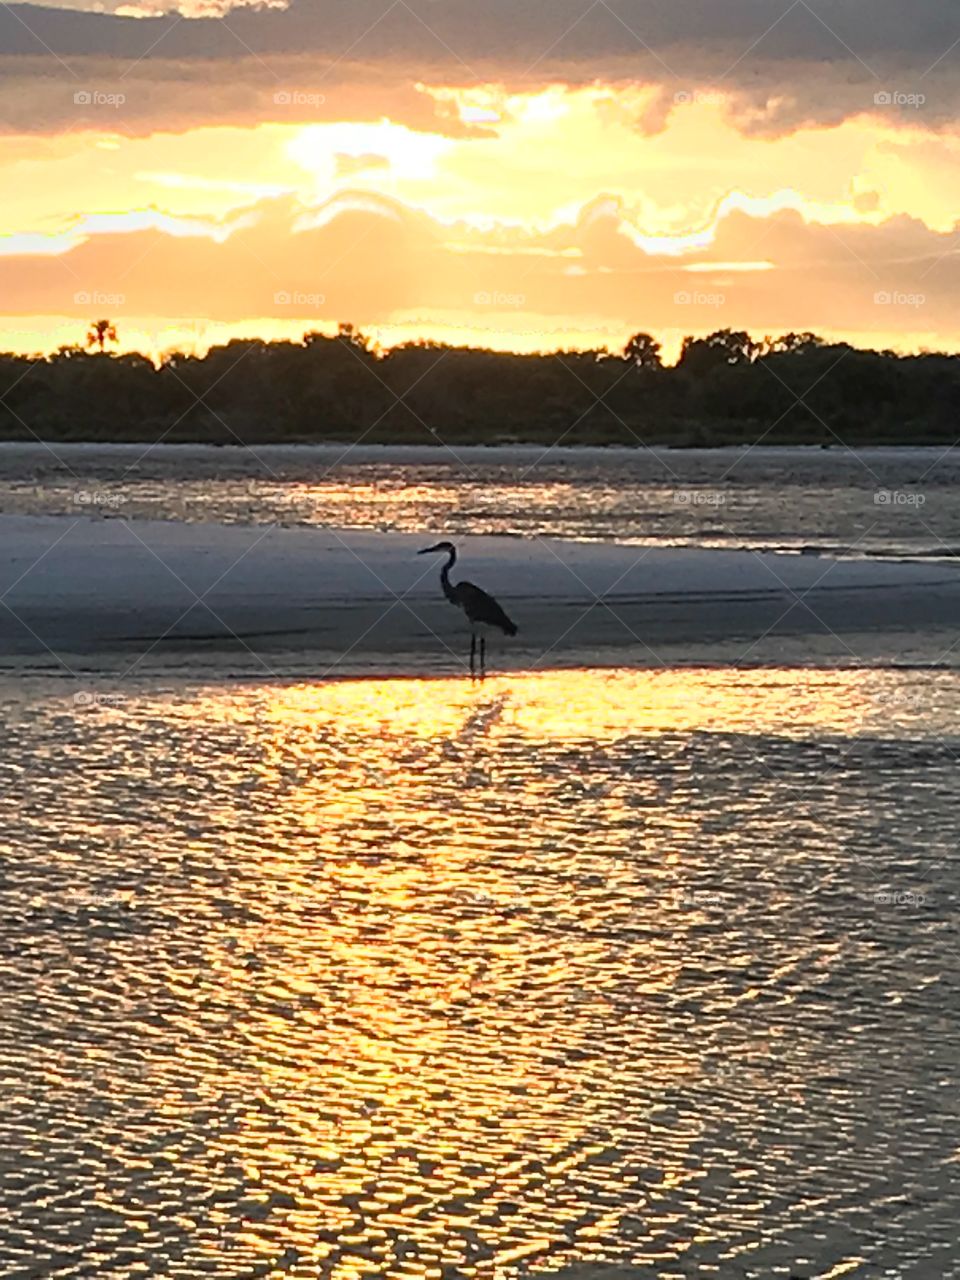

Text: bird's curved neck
xmin=439 ymin=547 xmax=457 ymax=601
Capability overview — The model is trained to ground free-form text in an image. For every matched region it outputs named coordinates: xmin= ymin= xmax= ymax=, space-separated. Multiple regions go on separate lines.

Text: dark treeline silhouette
xmin=2 ymin=325 xmax=958 ymax=446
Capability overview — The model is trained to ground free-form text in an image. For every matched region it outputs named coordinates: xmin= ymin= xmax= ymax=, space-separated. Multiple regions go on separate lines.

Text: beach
xmin=2 ymin=447 xmax=959 ymax=1278
xmin=3 ymin=514 xmax=960 ymax=677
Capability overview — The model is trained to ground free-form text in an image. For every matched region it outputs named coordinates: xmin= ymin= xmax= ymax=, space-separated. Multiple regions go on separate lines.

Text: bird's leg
xmin=470 ymin=633 xmax=477 ymax=678
xmin=480 ymin=635 xmax=486 ymax=678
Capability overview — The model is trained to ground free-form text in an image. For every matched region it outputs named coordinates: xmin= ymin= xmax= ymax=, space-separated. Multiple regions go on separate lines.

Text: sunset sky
xmin=2 ymin=0 xmax=960 ymax=360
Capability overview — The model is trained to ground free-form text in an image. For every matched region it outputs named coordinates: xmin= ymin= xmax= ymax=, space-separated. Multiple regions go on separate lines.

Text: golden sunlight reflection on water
xmin=1 ymin=667 xmax=959 ymax=1278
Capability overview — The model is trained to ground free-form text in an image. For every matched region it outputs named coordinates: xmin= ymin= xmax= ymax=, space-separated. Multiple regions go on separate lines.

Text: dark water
xmin=2 ymin=668 xmax=958 ymax=1278
xmin=0 ymin=443 xmax=956 ymax=560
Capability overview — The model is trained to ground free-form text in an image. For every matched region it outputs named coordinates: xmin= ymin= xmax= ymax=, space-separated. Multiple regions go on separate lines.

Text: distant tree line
xmin=1 ymin=324 xmax=958 ymax=446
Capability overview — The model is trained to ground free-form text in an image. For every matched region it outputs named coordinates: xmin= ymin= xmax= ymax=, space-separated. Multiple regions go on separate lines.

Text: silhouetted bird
xmin=418 ymin=541 xmax=517 ymax=677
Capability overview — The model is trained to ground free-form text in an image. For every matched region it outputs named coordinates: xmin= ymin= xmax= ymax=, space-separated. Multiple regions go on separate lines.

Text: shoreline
xmin=2 ymin=515 xmax=959 ymax=677
xmin=1 ymin=439 xmax=956 ymax=459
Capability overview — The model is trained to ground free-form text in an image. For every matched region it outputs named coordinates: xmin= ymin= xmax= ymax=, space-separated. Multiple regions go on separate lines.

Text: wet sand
xmin=2 ymin=515 xmax=960 ymax=676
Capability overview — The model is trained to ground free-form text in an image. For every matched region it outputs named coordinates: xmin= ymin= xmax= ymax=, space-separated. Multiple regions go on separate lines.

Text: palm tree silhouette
xmin=86 ymin=319 xmax=118 ymax=353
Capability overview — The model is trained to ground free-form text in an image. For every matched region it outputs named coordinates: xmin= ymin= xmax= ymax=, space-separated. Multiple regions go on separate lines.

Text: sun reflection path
xmin=2 ymin=667 xmax=959 ymax=1277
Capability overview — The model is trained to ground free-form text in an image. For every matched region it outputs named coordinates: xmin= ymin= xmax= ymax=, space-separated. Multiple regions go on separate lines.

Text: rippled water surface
xmin=2 ymin=443 xmax=958 ymax=559
xmin=2 ymin=668 xmax=959 ymax=1279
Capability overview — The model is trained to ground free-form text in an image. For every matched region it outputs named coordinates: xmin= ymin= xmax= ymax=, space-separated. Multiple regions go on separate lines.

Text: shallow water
xmin=1 ymin=443 xmax=956 ymax=560
xmin=2 ymin=667 xmax=958 ymax=1278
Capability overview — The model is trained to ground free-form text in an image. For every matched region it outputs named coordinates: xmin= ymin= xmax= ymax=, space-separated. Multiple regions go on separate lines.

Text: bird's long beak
xmin=418 ymin=545 xmax=440 ymax=555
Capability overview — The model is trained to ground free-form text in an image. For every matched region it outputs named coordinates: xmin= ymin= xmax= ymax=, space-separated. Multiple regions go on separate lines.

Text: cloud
xmin=0 ymin=55 xmax=472 ymax=138
xmin=2 ymin=189 xmax=958 ymax=354
xmin=6 ymin=0 xmax=960 ymax=63
xmin=3 ymin=0 xmax=960 ymax=137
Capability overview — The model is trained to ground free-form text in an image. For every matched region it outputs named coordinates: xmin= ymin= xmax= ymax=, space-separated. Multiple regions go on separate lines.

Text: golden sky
xmin=2 ymin=0 xmax=960 ymax=359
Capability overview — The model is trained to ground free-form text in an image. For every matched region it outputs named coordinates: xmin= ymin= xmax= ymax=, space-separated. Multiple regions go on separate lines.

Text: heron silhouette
xmin=418 ymin=541 xmax=517 ymax=677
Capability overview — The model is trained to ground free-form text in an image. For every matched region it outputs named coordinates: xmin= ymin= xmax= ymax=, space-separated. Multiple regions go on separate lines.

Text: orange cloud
xmin=4 ymin=1 xmax=960 ymax=357
xmin=1 ymin=191 xmax=958 ymax=362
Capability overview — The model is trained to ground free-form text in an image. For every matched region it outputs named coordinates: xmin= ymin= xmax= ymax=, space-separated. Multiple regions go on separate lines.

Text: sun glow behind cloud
xmin=4 ymin=86 xmax=958 ymax=244
xmin=286 ymin=120 xmax=455 ymax=189
xmin=3 ymin=82 xmax=960 ymax=355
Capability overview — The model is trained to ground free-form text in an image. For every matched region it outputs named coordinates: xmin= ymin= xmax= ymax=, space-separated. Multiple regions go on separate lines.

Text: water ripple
xmin=1 ymin=668 xmax=958 ymax=1278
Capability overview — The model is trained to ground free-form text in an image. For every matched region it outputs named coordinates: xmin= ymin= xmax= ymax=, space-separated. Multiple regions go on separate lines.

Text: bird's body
xmin=418 ymin=542 xmax=517 ymax=676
